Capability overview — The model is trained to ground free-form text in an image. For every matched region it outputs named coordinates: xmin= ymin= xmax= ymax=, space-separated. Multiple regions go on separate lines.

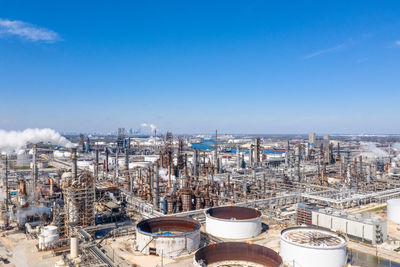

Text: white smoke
xmin=0 ymin=128 xmax=75 ymax=153
xmin=359 ymin=143 xmax=389 ymax=158
xmin=141 ymin=123 xmax=157 ymax=131
xmin=393 ymin=143 xmax=400 ymax=152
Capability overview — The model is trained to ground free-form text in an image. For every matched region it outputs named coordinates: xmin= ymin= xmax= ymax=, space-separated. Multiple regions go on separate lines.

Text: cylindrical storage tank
xmin=43 ymin=225 xmax=58 ymax=236
xmin=194 ymin=242 xmax=282 ymax=267
xmin=70 ymin=237 xmax=79 ymax=258
xmin=280 ymin=227 xmax=347 ymax=267
xmin=205 ymin=206 xmax=261 ymax=239
xmin=387 ymin=199 xmax=400 ymax=223
xmin=136 ymin=216 xmax=200 ymax=257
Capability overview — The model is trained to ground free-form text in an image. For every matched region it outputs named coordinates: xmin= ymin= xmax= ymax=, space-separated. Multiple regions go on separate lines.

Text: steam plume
xmin=141 ymin=123 xmax=157 ymax=131
xmin=0 ymin=128 xmax=75 ymax=153
xmin=359 ymin=143 xmax=388 ymax=158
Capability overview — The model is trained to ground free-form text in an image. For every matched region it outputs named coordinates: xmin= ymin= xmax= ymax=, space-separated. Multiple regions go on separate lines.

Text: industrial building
xmin=297 ymin=204 xmax=387 ymax=245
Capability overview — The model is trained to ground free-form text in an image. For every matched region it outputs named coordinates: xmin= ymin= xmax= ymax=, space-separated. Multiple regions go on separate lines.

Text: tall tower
xmin=32 ymin=144 xmax=38 ymax=199
xmin=214 ymin=130 xmax=218 ymax=173
xmin=255 ymin=138 xmax=261 ymax=164
xmin=308 ymin=132 xmax=316 ymax=147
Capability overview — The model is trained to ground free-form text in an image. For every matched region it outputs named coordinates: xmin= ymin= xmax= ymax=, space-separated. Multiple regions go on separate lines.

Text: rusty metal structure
xmin=194 ymin=242 xmax=283 ymax=267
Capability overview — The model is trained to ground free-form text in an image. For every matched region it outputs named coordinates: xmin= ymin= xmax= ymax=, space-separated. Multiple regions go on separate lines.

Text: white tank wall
xmin=206 ymin=215 xmax=261 ymax=239
xmin=387 ymin=199 xmax=400 ymax=224
xmin=280 ymin=236 xmax=346 ymax=267
xmin=43 ymin=225 xmax=58 ymax=236
xmin=136 ymin=230 xmax=200 ymax=257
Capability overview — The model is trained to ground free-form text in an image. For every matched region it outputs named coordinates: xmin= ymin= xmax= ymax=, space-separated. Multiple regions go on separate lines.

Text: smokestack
xmin=125 ymin=142 xmax=129 ymax=171
xmin=249 ymin=145 xmax=254 ymax=167
xmin=295 ymin=145 xmax=301 ymax=182
xmin=105 ymin=147 xmax=109 ymax=176
xmin=153 ymin=162 xmax=160 ymax=209
xmin=71 ymin=148 xmax=77 ymax=179
xmin=263 ymin=173 xmax=266 ymax=196
xmin=115 ymin=148 xmax=119 ymax=183
xmin=243 ymin=175 xmax=247 ymax=198
xmin=167 ymin=164 xmax=171 ymax=193
xmin=285 ymin=140 xmax=290 ymax=167
xmin=255 ymin=138 xmax=261 ymax=164
xmin=32 ymin=144 xmax=38 ymax=197
xmin=236 ymin=145 xmax=241 ymax=169
xmin=5 ymin=155 xmax=9 ymax=210
xmin=214 ymin=130 xmax=218 ymax=173
xmin=193 ymin=149 xmax=198 ymax=176
xmin=95 ymin=148 xmax=99 ymax=182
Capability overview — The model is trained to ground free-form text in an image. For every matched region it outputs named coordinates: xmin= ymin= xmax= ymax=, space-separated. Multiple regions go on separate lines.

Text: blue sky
xmin=0 ymin=1 xmax=400 ymax=134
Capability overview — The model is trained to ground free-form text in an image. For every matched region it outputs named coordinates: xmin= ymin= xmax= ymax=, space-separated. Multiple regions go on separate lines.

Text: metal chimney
xmin=71 ymin=148 xmax=77 ymax=179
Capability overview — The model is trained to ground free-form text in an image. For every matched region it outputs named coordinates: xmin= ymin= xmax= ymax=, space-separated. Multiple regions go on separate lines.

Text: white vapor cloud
xmin=304 ymin=42 xmax=348 ymax=59
xmin=0 ymin=18 xmax=61 ymax=42
xmin=141 ymin=123 xmax=157 ymax=131
xmin=0 ymin=128 xmax=74 ymax=153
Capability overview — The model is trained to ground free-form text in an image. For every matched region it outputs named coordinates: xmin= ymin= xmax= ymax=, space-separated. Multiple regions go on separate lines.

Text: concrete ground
xmin=0 ymin=230 xmax=61 ymax=267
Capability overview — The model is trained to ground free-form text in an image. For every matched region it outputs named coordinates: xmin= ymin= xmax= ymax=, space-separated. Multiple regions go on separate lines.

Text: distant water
xmin=348 ymin=248 xmax=400 ymax=267
xmin=191 ymin=140 xmax=284 ymax=154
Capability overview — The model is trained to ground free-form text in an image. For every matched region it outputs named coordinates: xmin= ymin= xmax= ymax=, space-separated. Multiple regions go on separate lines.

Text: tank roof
xmin=281 ymin=227 xmax=346 ymax=249
xmin=136 ymin=216 xmax=200 ymax=237
xmin=206 ymin=206 xmax=261 ymax=220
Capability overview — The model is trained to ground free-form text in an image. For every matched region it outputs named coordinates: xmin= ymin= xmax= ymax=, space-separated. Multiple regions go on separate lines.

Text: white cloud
xmin=395 ymin=40 xmax=400 ymax=46
xmin=304 ymin=42 xmax=348 ymax=59
xmin=0 ymin=18 xmax=60 ymax=42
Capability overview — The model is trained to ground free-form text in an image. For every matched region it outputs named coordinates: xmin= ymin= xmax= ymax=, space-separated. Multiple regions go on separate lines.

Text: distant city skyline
xmin=1 ymin=1 xmax=400 ymax=134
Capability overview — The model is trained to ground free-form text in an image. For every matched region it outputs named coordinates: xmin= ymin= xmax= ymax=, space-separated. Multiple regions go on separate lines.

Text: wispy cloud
xmin=0 ymin=18 xmax=61 ymax=42
xmin=395 ymin=40 xmax=400 ymax=46
xmin=303 ymin=42 xmax=349 ymax=59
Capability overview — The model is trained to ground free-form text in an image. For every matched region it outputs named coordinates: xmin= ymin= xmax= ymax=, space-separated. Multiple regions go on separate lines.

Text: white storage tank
xmin=136 ymin=216 xmax=200 ymax=257
xmin=387 ymin=199 xmax=400 ymax=224
xmin=205 ymin=206 xmax=262 ymax=239
xmin=41 ymin=225 xmax=59 ymax=248
xmin=43 ymin=225 xmax=58 ymax=236
xmin=280 ymin=227 xmax=347 ymax=267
